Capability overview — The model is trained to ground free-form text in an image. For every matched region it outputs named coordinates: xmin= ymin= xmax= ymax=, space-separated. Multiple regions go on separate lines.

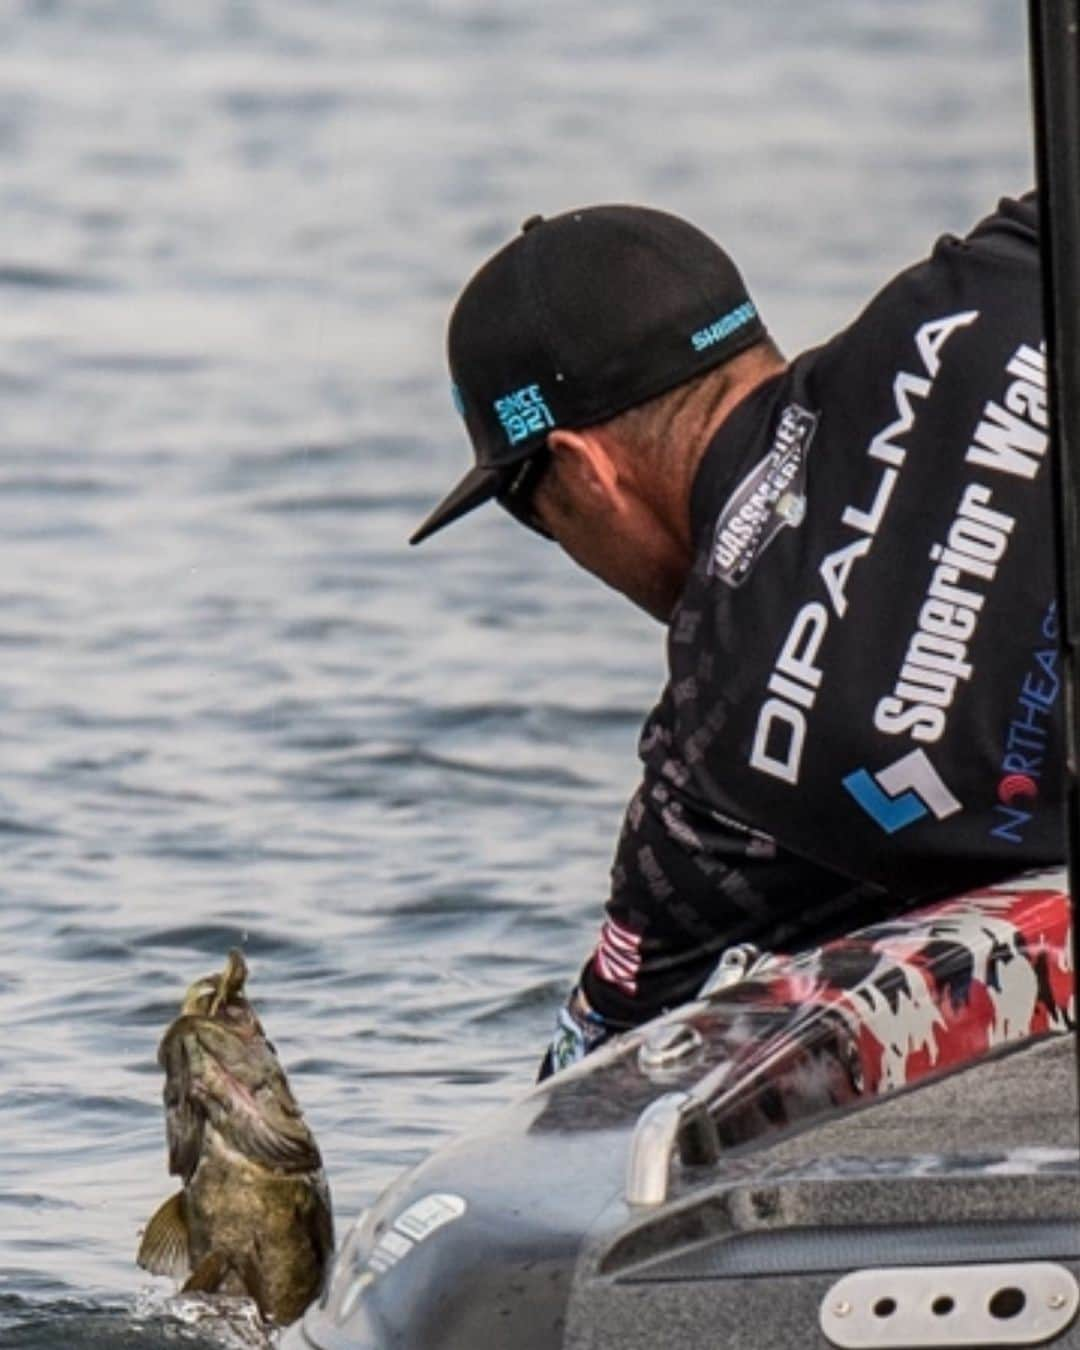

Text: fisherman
xmin=410 ymin=195 xmax=1062 ymax=1075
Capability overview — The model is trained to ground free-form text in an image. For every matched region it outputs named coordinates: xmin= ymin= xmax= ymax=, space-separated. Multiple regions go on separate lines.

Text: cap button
xmin=520 ymin=213 xmax=544 ymax=233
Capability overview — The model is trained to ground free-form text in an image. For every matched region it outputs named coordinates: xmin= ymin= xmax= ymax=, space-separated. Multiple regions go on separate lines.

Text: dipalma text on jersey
xmin=749 ymin=309 xmax=980 ymax=786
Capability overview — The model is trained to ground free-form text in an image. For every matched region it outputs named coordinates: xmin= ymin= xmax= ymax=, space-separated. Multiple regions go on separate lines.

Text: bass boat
xmin=285 ymin=870 xmax=1079 ymax=1350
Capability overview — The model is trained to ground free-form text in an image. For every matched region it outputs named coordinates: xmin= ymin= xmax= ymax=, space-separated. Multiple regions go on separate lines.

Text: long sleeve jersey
xmin=582 ymin=193 xmax=1062 ymax=1028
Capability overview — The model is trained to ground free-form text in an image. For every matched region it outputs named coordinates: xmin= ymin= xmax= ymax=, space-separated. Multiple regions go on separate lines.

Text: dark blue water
xmin=0 ymin=1 xmax=1032 ymax=1344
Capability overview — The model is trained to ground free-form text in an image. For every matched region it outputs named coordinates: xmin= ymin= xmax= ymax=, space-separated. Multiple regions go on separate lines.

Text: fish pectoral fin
xmin=137 ymin=1191 xmax=190 ymax=1279
xmin=239 ymin=1103 xmax=322 ymax=1171
xmin=181 ymin=1248 xmax=232 ymax=1296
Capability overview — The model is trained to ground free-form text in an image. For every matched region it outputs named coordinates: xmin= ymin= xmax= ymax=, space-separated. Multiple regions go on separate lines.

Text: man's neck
xmin=666 ymin=347 xmax=788 ymax=554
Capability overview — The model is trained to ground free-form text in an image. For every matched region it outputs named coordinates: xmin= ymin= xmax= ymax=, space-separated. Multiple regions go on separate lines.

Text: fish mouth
xmin=208 ymin=949 xmax=248 ymax=1017
xmin=179 ymin=948 xmax=250 ymax=1019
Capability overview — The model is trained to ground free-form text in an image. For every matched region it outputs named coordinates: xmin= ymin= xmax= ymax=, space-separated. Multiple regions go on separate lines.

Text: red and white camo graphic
xmin=697 ymin=869 xmax=1074 ymax=1145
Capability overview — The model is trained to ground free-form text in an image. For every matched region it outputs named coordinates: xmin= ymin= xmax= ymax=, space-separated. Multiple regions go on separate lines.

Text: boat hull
xmin=288 ymin=870 xmax=1079 ymax=1349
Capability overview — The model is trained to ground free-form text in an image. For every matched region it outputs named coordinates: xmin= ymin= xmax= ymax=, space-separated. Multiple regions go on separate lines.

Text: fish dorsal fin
xmin=136 ymin=1191 xmax=190 ymax=1279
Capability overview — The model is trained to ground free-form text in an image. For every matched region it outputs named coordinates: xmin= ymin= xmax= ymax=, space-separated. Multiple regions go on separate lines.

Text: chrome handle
xmin=625 ymin=1092 xmax=691 ymax=1207
xmin=624 ymin=1091 xmax=721 ymax=1206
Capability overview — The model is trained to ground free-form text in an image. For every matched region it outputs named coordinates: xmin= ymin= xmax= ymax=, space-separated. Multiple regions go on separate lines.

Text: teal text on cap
xmin=493 ymin=384 xmax=555 ymax=445
xmin=691 ymin=301 xmax=758 ymax=353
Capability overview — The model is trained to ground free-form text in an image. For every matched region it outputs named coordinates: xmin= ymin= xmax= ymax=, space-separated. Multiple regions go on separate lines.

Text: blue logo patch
xmin=450 ymin=383 xmax=465 ymax=417
xmin=493 ymin=383 xmax=555 ymax=446
xmin=843 ymin=749 xmax=961 ymax=835
xmin=691 ymin=301 xmax=757 ymax=354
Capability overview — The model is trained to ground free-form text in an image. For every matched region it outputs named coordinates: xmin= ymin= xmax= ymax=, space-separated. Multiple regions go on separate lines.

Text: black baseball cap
xmin=409 ymin=204 xmax=766 ymax=545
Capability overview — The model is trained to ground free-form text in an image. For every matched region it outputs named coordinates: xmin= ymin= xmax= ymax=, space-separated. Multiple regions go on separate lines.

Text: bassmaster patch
xmin=709 ymin=403 xmax=817 ymax=587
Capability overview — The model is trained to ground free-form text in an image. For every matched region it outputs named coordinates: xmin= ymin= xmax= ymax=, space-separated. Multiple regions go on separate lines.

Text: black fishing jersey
xmin=583 ymin=194 xmax=1062 ymax=1028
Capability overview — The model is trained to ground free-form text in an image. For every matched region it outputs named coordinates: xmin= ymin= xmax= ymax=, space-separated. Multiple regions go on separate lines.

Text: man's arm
xmin=540 ymin=769 xmax=889 ymax=1077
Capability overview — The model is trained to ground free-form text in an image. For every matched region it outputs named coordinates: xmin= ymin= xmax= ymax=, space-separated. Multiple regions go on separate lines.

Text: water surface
xmin=0 ymin=1 xmax=1032 ymax=1344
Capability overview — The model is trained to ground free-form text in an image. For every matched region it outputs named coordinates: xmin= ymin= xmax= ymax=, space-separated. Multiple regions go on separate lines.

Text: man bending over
xmin=410 ymin=196 xmax=1061 ymax=1074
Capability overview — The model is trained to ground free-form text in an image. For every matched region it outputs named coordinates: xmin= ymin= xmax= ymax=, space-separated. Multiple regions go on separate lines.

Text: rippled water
xmin=0 ymin=1 xmax=1033 ymax=1345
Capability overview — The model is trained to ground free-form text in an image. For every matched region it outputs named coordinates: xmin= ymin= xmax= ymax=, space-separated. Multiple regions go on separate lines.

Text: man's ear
xmin=547 ymin=428 xmax=620 ymax=502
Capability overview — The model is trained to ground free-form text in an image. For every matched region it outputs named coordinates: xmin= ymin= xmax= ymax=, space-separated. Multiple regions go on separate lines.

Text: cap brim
xmin=409 ymin=462 xmax=506 ymax=546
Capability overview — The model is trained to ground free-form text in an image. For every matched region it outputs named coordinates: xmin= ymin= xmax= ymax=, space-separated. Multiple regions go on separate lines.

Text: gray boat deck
xmin=568 ymin=1036 xmax=1080 ymax=1349
xmin=766 ymin=1032 xmax=1079 ymax=1163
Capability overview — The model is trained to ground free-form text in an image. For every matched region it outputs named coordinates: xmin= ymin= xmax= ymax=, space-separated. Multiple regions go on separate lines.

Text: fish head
xmin=180 ymin=948 xmax=250 ymax=1018
xmin=164 ymin=949 xmax=265 ymax=1055
xmin=157 ymin=949 xmax=263 ymax=1181
xmin=160 ymin=949 xmax=267 ymax=1084
xmin=157 ymin=949 xmax=321 ymax=1181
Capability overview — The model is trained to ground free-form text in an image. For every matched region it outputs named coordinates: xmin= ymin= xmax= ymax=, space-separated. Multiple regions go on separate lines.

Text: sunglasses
xmin=496 ymin=449 xmax=553 ymax=539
